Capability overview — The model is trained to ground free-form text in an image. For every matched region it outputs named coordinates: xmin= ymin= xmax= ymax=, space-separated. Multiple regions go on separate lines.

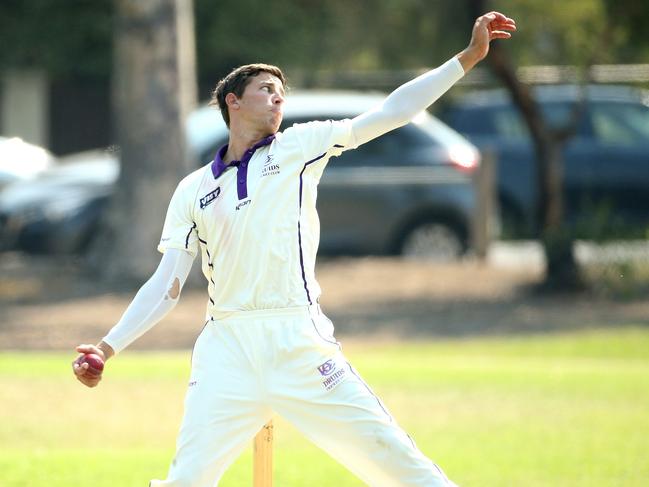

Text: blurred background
xmin=1 ymin=1 xmax=649 ymax=486
xmin=0 ymin=0 xmax=648 ymax=287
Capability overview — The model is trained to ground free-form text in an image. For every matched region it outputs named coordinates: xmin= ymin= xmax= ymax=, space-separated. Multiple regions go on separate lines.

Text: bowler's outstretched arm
xmin=351 ymin=12 xmax=516 ymax=147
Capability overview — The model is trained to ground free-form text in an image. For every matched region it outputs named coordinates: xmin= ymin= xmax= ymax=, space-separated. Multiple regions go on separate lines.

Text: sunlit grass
xmin=1 ymin=326 xmax=648 ymax=486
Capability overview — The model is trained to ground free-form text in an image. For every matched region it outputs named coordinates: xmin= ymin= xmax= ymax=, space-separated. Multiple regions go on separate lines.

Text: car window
xmin=491 ymin=107 xmax=529 ymax=141
xmin=444 ymin=107 xmax=495 ymax=136
xmin=333 ymin=133 xmax=393 ymax=167
xmin=445 ymin=105 xmax=530 ymax=140
xmin=590 ymin=102 xmax=649 ymax=145
xmin=449 ymin=101 xmax=590 ymax=142
xmin=494 ymin=102 xmax=588 ymax=141
xmin=283 ymin=117 xmax=437 ymax=167
xmin=329 ymin=124 xmax=431 ymax=167
xmin=541 ymin=102 xmax=580 ymax=130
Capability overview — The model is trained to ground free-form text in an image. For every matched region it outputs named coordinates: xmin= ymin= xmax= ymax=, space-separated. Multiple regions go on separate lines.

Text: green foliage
xmin=603 ymin=0 xmax=649 ymax=62
xmin=194 ymin=0 xmax=469 ymax=83
xmin=2 ymin=328 xmax=649 ymax=486
xmin=0 ymin=0 xmax=112 ymax=78
xmin=2 ymin=0 xmax=649 ymax=81
xmin=583 ymin=257 xmax=649 ymax=299
xmin=490 ymin=0 xmax=625 ymax=66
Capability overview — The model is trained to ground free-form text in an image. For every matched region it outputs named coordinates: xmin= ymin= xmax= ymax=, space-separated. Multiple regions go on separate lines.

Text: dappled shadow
xmin=0 ymin=252 xmax=130 ymax=306
xmin=326 ymin=296 xmax=649 ymax=338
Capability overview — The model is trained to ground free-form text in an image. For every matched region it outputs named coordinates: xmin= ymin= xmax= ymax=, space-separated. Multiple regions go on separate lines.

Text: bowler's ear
xmin=225 ymin=92 xmax=240 ymax=110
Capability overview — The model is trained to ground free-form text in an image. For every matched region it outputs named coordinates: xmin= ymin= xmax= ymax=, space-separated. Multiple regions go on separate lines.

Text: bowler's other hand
xmin=469 ymin=11 xmax=516 ymax=61
xmin=72 ymin=344 xmax=107 ymax=388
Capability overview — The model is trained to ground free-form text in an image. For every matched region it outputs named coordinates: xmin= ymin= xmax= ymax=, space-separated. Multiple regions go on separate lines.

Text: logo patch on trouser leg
xmin=317 ymin=358 xmax=347 ymax=391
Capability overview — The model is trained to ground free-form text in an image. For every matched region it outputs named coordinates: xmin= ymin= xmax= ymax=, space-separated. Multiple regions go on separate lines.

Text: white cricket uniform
xmin=149 ymin=120 xmax=455 ymax=486
xmin=157 ymin=121 xmax=349 ymax=316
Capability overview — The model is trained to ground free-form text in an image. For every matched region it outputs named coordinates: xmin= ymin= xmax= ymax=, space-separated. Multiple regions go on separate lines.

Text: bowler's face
xmin=238 ymin=73 xmax=285 ymax=134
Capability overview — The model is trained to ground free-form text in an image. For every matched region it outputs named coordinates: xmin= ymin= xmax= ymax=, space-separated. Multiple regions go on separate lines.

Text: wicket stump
xmin=253 ymin=420 xmax=274 ymax=487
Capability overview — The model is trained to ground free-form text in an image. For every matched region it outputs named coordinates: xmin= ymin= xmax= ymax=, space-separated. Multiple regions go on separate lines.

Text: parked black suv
xmin=439 ymin=84 xmax=649 ymax=239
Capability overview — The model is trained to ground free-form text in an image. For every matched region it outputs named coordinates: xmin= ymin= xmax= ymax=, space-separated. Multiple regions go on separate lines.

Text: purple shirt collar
xmin=211 ymin=134 xmax=276 ymax=180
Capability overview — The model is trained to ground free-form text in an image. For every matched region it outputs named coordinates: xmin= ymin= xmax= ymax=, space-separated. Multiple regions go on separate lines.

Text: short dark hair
xmin=209 ymin=63 xmax=287 ymax=127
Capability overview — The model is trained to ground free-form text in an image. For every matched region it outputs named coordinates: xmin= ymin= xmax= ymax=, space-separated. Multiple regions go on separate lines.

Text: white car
xmin=0 ymin=137 xmax=57 ymax=190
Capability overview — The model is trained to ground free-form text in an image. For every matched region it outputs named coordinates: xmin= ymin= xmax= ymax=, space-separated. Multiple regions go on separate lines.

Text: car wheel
xmin=400 ymin=222 xmax=464 ymax=261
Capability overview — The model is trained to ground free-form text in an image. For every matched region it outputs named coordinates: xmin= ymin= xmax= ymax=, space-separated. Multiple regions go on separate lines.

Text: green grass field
xmin=2 ymin=327 xmax=649 ymax=486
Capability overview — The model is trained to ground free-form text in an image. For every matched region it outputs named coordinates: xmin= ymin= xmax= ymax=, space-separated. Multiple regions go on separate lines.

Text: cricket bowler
xmin=73 ymin=12 xmax=515 ymax=486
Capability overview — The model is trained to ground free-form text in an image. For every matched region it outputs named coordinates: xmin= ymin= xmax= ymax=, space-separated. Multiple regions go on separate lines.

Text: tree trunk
xmin=467 ymin=0 xmax=582 ymax=291
xmin=96 ymin=0 xmax=196 ymax=283
xmin=539 ymin=142 xmax=582 ymax=290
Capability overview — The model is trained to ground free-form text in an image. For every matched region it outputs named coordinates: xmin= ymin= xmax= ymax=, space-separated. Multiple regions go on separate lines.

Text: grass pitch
xmin=1 ymin=327 xmax=648 ymax=486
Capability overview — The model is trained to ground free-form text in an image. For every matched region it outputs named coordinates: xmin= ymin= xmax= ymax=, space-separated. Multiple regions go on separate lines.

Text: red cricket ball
xmin=82 ymin=353 xmax=105 ymax=375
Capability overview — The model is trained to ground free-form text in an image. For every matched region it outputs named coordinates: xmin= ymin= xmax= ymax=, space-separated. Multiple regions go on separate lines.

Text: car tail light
xmin=448 ymin=145 xmax=480 ymax=173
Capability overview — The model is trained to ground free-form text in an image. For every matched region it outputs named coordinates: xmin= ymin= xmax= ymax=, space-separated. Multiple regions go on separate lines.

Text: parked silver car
xmin=0 ymin=91 xmax=480 ymax=260
xmin=190 ymin=91 xmax=481 ymax=259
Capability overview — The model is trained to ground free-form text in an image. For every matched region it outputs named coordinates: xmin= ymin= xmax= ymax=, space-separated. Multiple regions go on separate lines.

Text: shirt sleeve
xmin=157 ymin=180 xmax=199 ymax=258
xmin=102 ymin=248 xmax=195 ymax=353
xmin=351 ymin=56 xmax=464 ymax=147
xmin=290 ymin=119 xmax=355 ymax=163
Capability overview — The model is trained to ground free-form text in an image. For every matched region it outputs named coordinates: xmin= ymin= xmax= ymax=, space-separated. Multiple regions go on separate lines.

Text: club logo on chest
xmin=261 ymin=154 xmax=280 ymax=177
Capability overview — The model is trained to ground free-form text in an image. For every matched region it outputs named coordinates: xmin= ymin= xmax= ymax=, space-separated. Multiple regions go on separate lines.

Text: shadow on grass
xmin=327 ymin=296 xmax=649 ymax=338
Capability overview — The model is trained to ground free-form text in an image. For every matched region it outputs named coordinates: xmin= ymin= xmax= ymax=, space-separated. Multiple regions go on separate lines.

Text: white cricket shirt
xmin=158 ymin=120 xmax=354 ymax=318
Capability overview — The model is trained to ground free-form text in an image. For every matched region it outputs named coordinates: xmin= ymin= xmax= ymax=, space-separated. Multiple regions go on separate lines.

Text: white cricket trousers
xmin=150 ymin=306 xmax=455 ymax=487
